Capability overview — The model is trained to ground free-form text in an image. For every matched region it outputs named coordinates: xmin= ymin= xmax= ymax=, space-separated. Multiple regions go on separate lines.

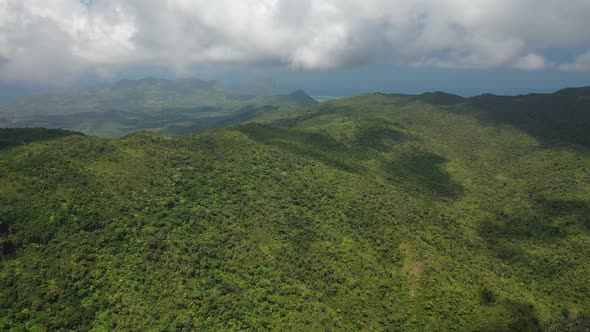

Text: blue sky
xmin=1 ymin=0 xmax=590 ymax=97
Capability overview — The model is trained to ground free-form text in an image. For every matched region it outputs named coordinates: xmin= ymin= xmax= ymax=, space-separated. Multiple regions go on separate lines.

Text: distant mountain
xmin=366 ymin=87 xmax=590 ymax=149
xmin=0 ymin=78 xmax=232 ymax=116
xmin=0 ymin=78 xmax=317 ymax=137
xmin=268 ymin=89 xmax=319 ymax=108
xmin=417 ymin=91 xmax=465 ymax=105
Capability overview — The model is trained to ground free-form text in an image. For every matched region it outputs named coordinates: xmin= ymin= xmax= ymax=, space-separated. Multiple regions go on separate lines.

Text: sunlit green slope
xmin=1 ymin=88 xmax=590 ymax=331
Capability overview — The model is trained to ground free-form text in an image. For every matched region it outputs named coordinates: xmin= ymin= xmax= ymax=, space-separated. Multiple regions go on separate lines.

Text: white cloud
xmin=514 ymin=53 xmax=551 ymax=70
xmin=1 ymin=0 xmax=590 ymax=84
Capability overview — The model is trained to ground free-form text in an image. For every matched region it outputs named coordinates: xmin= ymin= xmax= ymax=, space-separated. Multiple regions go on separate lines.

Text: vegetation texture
xmin=1 ymin=87 xmax=590 ymax=331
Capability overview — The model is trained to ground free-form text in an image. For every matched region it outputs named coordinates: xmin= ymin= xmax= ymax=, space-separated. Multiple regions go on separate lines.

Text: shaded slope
xmin=463 ymin=87 xmax=590 ymax=149
xmin=0 ymin=128 xmax=83 ymax=150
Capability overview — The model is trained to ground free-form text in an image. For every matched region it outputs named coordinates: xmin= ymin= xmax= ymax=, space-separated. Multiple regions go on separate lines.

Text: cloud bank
xmin=1 ymin=0 xmax=590 ymax=84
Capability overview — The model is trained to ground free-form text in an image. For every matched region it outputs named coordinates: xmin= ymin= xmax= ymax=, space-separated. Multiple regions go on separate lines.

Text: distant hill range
xmin=0 ymin=77 xmax=318 ymax=115
xmin=378 ymin=86 xmax=590 ymax=149
xmin=0 ymin=78 xmax=318 ymax=137
xmin=2 ymin=80 xmax=589 ymax=140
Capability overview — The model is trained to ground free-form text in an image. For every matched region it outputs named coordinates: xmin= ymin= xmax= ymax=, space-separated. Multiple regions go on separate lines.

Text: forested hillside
xmin=1 ymin=89 xmax=590 ymax=331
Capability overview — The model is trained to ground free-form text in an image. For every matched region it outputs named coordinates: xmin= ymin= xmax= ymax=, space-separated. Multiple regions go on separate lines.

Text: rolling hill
xmin=1 ymin=88 xmax=590 ymax=330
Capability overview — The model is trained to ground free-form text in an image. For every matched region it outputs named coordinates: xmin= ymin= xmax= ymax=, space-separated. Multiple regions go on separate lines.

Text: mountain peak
xmin=268 ymin=89 xmax=318 ymax=107
xmin=288 ymin=89 xmax=309 ymax=97
xmin=417 ymin=91 xmax=465 ymax=105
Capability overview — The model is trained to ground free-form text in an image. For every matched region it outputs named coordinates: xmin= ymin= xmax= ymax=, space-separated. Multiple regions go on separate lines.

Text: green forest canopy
xmin=1 ymin=88 xmax=590 ymax=330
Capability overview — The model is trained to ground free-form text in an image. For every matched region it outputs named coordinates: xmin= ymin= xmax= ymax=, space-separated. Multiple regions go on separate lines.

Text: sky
xmin=1 ymin=0 xmax=590 ymax=96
